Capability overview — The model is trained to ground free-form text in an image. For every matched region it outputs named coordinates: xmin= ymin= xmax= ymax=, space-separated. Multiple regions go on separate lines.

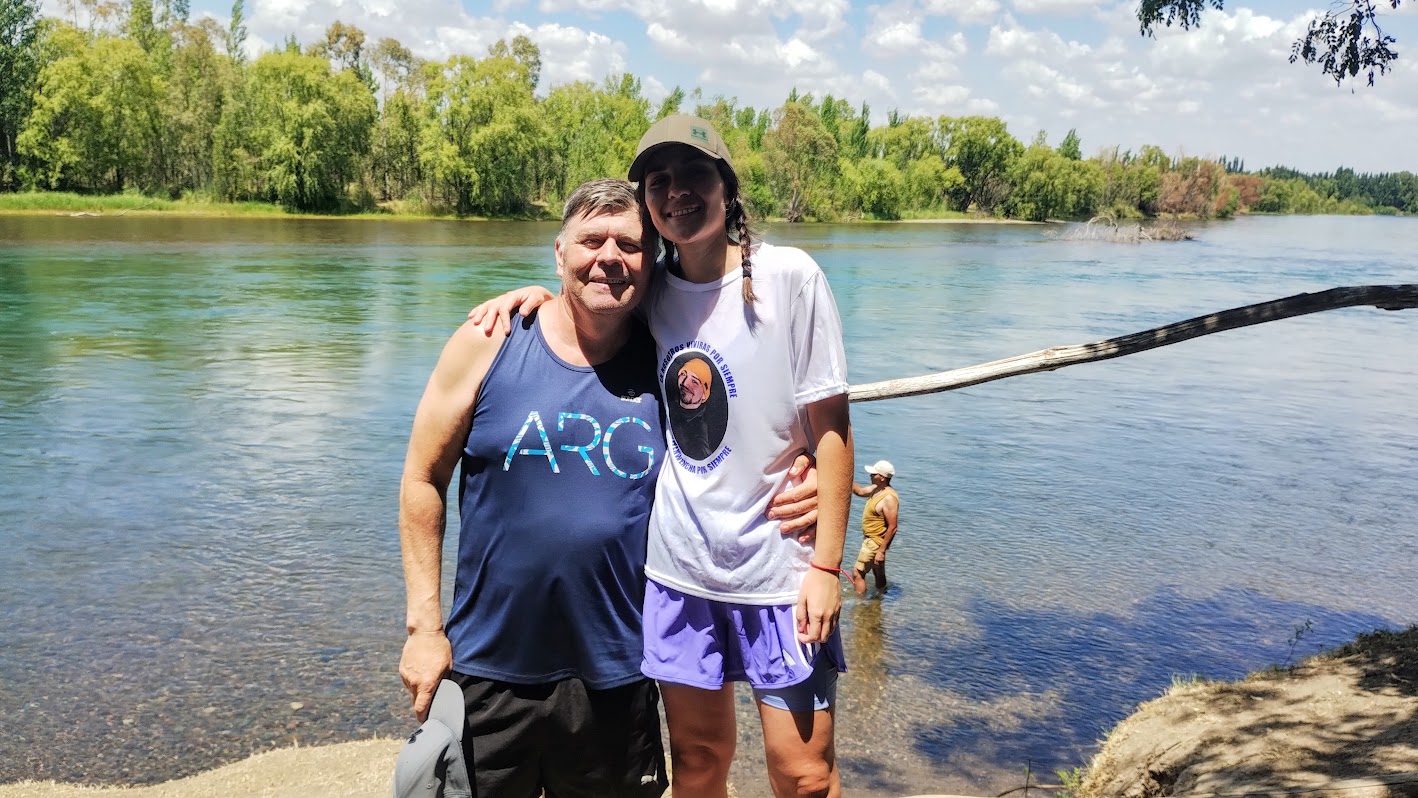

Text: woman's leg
xmin=660 ymin=682 xmax=737 ymax=798
xmin=757 ymin=702 xmax=839 ymax=798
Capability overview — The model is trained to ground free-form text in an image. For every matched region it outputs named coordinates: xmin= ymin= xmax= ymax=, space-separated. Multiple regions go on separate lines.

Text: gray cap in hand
xmin=391 ymin=679 xmax=472 ymax=798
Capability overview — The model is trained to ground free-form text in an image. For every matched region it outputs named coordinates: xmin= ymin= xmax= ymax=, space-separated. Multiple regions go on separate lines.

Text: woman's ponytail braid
xmin=727 ymin=196 xmax=757 ymax=305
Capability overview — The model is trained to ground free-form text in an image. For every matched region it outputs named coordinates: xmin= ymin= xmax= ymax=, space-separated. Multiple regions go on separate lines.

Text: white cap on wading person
xmin=864 ymin=460 xmax=895 ymax=479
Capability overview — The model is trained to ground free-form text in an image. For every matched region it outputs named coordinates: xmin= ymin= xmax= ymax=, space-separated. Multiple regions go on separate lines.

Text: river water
xmin=1 ymin=214 xmax=1415 ymax=795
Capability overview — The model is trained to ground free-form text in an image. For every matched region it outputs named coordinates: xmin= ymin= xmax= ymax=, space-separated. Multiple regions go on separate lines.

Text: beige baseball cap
xmin=864 ymin=460 xmax=895 ymax=478
xmin=627 ymin=114 xmax=733 ymax=182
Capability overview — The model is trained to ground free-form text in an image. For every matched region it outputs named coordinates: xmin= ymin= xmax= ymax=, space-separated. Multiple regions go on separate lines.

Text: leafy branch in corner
xmin=1137 ymin=0 xmax=1403 ymax=86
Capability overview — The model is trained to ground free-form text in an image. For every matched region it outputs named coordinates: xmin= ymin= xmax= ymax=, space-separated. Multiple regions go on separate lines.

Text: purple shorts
xmin=641 ymin=580 xmax=845 ymax=708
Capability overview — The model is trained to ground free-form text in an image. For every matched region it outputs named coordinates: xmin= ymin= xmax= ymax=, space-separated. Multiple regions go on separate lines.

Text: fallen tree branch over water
xmin=849 ymin=284 xmax=1418 ymax=403
xmin=1060 ymin=215 xmax=1193 ymax=242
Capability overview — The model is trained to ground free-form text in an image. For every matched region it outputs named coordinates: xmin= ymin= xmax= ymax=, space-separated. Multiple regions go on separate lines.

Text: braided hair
xmin=725 ymin=192 xmax=757 ymax=305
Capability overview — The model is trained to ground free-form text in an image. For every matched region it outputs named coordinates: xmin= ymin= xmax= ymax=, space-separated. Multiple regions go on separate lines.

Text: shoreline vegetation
xmin=0 ymin=191 xmax=1047 ymax=223
xmin=2 ymin=16 xmax=1415 ymax=226
xmin=3 ymin=627 xmax=1412 ymax=798
xmin=0 ymin=191 xmax=1399 ymax=227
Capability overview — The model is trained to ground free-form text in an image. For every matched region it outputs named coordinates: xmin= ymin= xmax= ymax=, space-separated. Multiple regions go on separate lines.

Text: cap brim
xmin=427 ymin=680 xmax=465 ymax=742
xmin=628 ymin=141 xmax=722 ymax=182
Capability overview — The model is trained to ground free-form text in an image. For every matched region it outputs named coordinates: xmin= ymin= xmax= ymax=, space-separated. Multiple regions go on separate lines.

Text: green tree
xmin=19 ymin=32 xmax=165 ymax=192
xmin=225 ymin=0 xmax=245 ymax=62
xmin=762 ymin=100 xmax=837 ymax=221
xmin=1253 ymin=176 xmax=1325 ymax=214
xmin=419 ymin=44 xmax=547 ymax=215
xmin=838 ymin=157 xmax=905 ymax=220
xmin=213 ymin=50 xmax=375 ymax=210
xmin=162 ymin=0 xmax=189 ymax=24
xmin=487 ymin=34 xmax=539 ymax=91
xmin=1058 ymin=128 xmax=1081 ymax=160
xmin=1005 ymin=139 xmax=1101 ymax=221
xmin=369 ymin=36 xmax=414 ymax=102
xmin=1094 ymin=147 xmax=1161 ymax=217
xmin=1138 ymin=0 xmax=1404 ymax=86
xmin=311 ymin=20 xmax=364 ymax=70
xmin=126 ymin=0 xmax=163 ymax=55
xmin=843 ymin=101 xmax=870 ymax=161
xmin=938 ymin=115 xmax=1023 ymax=213
xmin=312 ymin=20 xmax=376 ymax=95
xmin=374 ymin=86 xmax=424 ymax=202
xmin=655 ymin=85 xmax=684 ymax=120
xmin=904 ymin=155 xmax=963 ymax=211
xmin=165 ymin=19 xmax=233 ymax=193
xmin=1 ymin=0 xmax=42 ymax=189
xmin=867 ymin=115 xmax=936 ymax=167
xmin=540 ymin=75 xmax=648 ymax=206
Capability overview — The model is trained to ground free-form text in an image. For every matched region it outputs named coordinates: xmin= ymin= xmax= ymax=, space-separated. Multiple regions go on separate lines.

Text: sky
xmin=43 ymin=0 xmax=1418 ymax=173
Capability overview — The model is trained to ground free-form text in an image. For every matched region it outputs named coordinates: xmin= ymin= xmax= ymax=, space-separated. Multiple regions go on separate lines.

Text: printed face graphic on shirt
xmin=663 ymin=351 xmax=729 ymax=464
xmin=676 ymin=358 xmax=712 ymax=410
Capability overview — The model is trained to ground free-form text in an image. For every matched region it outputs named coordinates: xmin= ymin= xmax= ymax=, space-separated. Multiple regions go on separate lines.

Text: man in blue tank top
xmin=397 ymin=179 xmax=818 ymax=798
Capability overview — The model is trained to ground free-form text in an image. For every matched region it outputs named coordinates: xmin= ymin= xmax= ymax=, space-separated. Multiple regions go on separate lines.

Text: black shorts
xmin=449 ymin=671 xmax=667 ymax=798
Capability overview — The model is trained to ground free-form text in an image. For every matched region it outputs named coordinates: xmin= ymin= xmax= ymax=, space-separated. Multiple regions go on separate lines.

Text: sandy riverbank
xmin=0 ymin=739 xmax=402 ymax=798
xmin=7 ymin=627 xmax=1414 ymax=798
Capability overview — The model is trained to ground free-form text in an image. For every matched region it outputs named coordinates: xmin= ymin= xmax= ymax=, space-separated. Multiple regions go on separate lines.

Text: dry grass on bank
xmin=0 ymin=739 xmax=401 ymax=798
xmin=1077 ymin=626 xmax=1418 ymax=798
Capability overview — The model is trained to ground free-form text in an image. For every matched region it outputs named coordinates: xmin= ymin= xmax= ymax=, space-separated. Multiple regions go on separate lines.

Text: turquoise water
xmin=1 ymin=214 xmax=1415 ymax=794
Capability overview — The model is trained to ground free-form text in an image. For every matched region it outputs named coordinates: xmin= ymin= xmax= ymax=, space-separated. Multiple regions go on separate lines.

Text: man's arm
xmin=796 ymin=393 xmax=853 ymax=643
xmin=398 ymin=322 xmax=502 ymax=721
xmin=875 ymin=493 xmax=899 ymax=563
xmin=851 ymin=482 xmax=873 ymax=497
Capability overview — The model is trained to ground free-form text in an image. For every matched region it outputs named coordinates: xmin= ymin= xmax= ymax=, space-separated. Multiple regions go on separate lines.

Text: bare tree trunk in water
xmin=849 ymin=284 xmax=1418 ymax=402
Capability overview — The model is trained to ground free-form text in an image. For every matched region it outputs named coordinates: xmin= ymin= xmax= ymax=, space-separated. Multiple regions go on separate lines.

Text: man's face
xmin=555 ymin=208 xmax=648 ymax=317
xmin=677 ymin=367 xmax=708 ymax=409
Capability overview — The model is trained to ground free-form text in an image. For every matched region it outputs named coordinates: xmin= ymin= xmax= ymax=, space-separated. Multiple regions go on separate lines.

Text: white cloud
xmin=528 ymin=24 xmax=630 ymax=85
xmin=921 ymin=0 xmax=1002 ymax=26
xmin=914 ymin=83 xmax=972 ymax=106
xmin=1005 ymin=59 xmax=1103 ymax=107
xmin=866 ymin=19 xmax=925 ymax=53
xmin=863 ymin=69 xmax=896 ymax=98
xmin=1009 ymin=0 xmax=1099 ymax=15
xmin=986 ymin=17 xmax=1092 ymax=60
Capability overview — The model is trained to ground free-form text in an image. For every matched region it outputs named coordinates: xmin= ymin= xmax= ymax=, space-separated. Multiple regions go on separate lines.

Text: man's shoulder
xmin=448 ymin=319 xmax=509 ymax=360
xmin=432 ymin=320 xmax=509 ymax=388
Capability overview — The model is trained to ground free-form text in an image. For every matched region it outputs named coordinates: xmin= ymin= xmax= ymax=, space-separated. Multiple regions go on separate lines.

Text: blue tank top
xmin=447 ymin=311 xmax=663 ymax=689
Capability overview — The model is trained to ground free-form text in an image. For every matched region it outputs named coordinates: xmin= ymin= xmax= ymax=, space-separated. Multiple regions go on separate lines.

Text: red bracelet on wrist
xmin=809 ymin=562 xmax=846 ymax=578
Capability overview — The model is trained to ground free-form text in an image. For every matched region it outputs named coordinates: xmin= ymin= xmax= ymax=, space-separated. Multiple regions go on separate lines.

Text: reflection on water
xmin=1 ymin=214 xmax=1415 ymax=794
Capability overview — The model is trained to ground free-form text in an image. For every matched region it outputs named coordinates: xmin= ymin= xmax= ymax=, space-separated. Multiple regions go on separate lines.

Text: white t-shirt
xmin=643 ymin=241 xmax=849 ymax=604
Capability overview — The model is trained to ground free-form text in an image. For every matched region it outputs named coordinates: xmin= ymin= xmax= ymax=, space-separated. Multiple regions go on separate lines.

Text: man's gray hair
xmin=560 ymin=178 xmax=638 ymax=232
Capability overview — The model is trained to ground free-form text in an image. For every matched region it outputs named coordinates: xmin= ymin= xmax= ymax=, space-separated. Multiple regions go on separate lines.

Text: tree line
xmin=1 ymin=0 xmax=1414 ymax=221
